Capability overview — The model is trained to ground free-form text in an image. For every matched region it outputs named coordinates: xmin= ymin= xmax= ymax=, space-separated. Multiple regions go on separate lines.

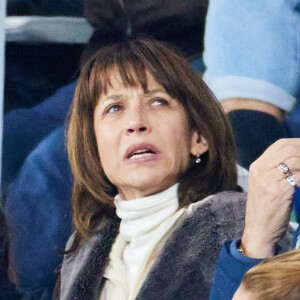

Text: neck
xmin=117 ymin=182 xmax=177 ymax=200
xmin=114 ymin=183 xmax=179 ymax=241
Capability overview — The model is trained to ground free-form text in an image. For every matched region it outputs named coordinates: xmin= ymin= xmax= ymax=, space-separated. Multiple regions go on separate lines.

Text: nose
xmin=126 ymin=107 xmax=150 ymax=134
xmin=127 ymin=125 xmax=147 ymax=134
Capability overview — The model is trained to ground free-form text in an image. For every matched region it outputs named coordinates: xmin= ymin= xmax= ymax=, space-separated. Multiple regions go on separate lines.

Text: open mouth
xmin=124 ymin=143 xmax=160 ymax=161
xmin=127 ymin=149 xmax=156 ymax=159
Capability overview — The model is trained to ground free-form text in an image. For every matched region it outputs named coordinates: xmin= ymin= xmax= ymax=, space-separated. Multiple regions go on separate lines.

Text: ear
xmin=190 ymin=131 xmax=209 ymax=156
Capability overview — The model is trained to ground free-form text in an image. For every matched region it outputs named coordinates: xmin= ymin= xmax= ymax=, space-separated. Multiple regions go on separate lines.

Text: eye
xmin=152 ymin=98 xmax=169 ymax=107
xmin=105 ymin=104 xmax=123 ymax=114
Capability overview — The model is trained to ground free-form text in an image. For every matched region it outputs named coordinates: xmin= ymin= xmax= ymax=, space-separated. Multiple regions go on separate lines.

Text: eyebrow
xmin=144 ymin=88 xmax=167 ymax=95
xmin=104 ymin=88 xmax=168 ymax=101
xmin=104 ymin=94 xmax=123 ymax=101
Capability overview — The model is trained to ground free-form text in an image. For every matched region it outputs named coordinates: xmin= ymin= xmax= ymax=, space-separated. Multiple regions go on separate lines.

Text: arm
xmin=210 ymin=138 xmax=300 ymax=298
xmin=0 ymin=205 xmax=51 ymax=299
xmin=2 ymin=81 xmax=76 ymax=186
xmin=241 ymin=139 xmax=300 ymax=258
xmin=4 ymin=126 xmax=72 ymax=292
xmin=209 ymin=241 xmax=262 ymax=300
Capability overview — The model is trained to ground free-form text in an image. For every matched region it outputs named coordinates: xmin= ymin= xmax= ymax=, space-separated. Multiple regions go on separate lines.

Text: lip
xmin=123 ymin=142 xmax=161 ymax=163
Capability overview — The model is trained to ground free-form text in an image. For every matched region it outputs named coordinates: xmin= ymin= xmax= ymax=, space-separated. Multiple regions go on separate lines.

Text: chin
xmin=129 ymin=175 xmax=175 ymax=194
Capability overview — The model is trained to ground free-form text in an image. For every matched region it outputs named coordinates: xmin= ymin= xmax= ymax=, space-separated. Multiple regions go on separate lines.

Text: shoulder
xmin=175 ymin=191 xmax=246 ymax=264
xmin=147 ymin=191 xmax=246 ymax=297
xmin=188 ymin=191 xmax=246 ymax=220
xmin=208 ymin=191 xmax=246 ymax=217
xmin=209 ymin=190 xmax=247 ymax=205
xmin=184 ymin=191 xmax=246 ymax=243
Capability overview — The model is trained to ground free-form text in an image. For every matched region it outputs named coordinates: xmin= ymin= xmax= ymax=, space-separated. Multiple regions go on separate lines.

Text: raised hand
xmin=241 ymin=139 xmax=300 ymax=258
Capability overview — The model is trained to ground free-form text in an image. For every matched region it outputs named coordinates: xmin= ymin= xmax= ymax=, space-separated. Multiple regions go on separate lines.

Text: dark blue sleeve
xmin=4 ymin=126 xmax=72 ymax=293
xmin=2 ymin=81 xmax=76 ymax=186
xmin=293 ymin=187 xmax=300 ymax=221
xmin=0 ymin=283 xmax=51 ymax=300
xmin=291 ymin=222 xmax=300 ymax=249
xmin=209 ymin=241 xmax=262 ymax=300
xmin=0 ymin=209 xmax=51 ymax=300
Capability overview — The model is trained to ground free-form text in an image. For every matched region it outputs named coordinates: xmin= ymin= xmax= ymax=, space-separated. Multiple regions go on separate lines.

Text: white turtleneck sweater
xmin=100 ymin=183 xmax=190 ymax=300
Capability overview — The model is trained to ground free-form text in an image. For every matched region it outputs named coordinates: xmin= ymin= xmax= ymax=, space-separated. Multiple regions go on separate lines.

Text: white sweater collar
xmin=114 ymin=183 xmax=179 ymax=242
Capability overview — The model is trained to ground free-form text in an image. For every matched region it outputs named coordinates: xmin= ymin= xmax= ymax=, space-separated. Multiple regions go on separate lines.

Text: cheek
xmin=175 ymin=141 xmax=192 ymax=170
xmin=175 ymin=120 xmax=192 ymax=149
xmin=178 ymin=129 xmax=193 ymax=166
xmin=166 ymin=122 xmax=192 ymax=169
xmin=94 ymin=128 xmax=115 ymax=169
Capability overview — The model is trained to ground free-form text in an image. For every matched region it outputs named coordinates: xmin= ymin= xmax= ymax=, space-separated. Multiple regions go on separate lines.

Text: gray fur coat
xmin=57 ymin=191 xmax=247 ymax=300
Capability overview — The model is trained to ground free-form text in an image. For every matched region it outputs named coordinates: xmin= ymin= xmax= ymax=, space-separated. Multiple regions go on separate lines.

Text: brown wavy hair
xmin=241 ymin=249 xmax=300 ymax=300
xmin=67 ymin=37 xmax=239 ymax=244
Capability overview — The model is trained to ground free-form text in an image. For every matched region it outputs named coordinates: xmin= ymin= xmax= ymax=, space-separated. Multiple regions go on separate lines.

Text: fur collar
xmin=60 ymin=191 xmax=247 ymax=299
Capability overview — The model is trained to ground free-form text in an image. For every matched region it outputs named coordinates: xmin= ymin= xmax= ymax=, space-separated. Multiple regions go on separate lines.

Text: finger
xmin=264 ymin=138 xmax=300 ymax=155
xmin=255 ymin=138 xmax=300 ymax=167
xmin=277 ymin=157 xmax=300 ymax=174
xmin=271 ymin=160 xmax=300 ymax=188
xmin=249 ymin=159 xmax=293 ymax=182
xmin=284 ymin=172 xmax=300 ymax=189
xmin=268 ymin=167 xmax=289 ymax=182
xmin=248 ymin=170 xmax=296 ymax=205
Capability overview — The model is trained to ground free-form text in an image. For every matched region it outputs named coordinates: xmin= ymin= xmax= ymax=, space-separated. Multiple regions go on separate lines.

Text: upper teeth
xmin=134 ymin=149 xmax=148 ymax=154
xmin=129 ymin=149 xmax=155 ymax=159
xmin=129 ymin=152 xmax=154 ymax=159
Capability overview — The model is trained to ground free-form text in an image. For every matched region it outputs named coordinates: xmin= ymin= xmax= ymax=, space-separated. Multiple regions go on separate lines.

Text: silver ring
xmin=277 ymin=163 xmax=292 ymax=177
xmin=287 ymin=176 xmax=296 ymax=187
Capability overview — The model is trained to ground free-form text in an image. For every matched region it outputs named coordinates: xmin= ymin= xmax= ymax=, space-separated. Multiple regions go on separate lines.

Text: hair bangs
xmin=83 ymin=37 xmax=190 ymax=110
xmin=85 ymin=44 xmax=149 ymax=109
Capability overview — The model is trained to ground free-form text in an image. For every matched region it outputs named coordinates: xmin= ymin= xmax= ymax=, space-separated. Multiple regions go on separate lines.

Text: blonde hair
xmin=242 ymin=249 xmax=300 ymax=300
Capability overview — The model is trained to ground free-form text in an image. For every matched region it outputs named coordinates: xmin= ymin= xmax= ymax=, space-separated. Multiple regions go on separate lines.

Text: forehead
xmin=101 ymin=68 xmax=165 ymax=96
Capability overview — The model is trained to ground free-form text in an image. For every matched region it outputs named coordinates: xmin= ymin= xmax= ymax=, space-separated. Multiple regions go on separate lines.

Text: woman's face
xmin=94 ymin=70 xmax=208 ymax=199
